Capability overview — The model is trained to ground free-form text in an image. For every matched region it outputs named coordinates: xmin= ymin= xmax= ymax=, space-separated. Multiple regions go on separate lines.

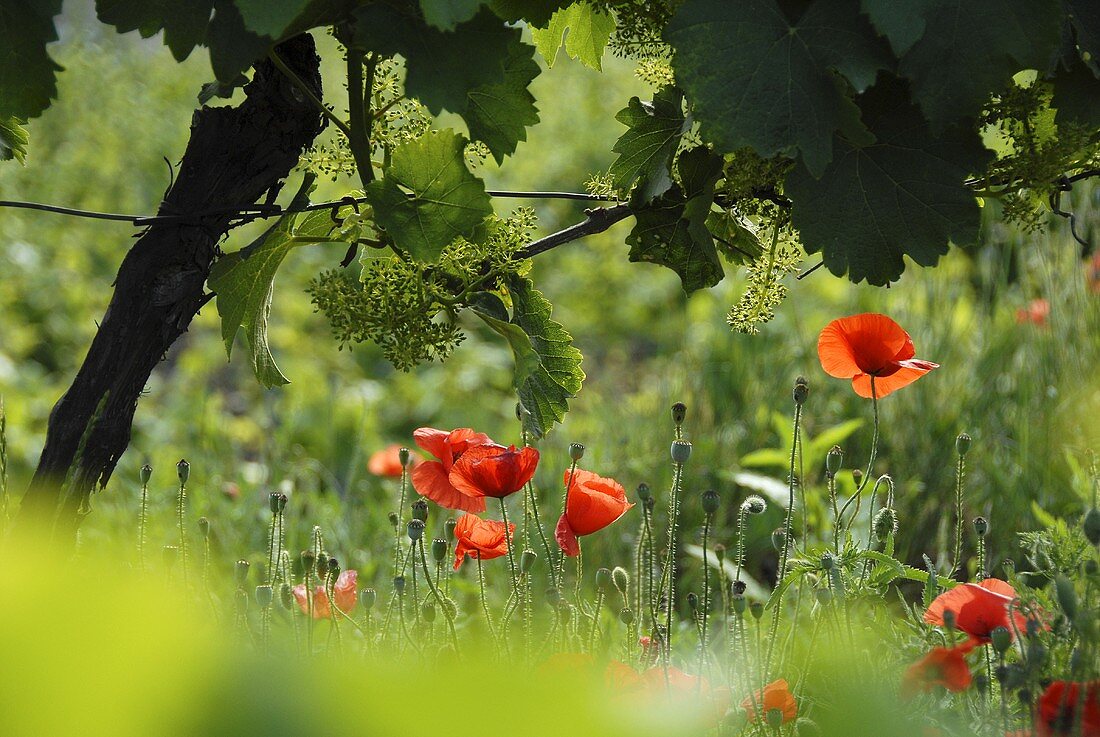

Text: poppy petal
xmin=413 ymin=428 xmax=451 ymax=462
xmin=851 ymin=360 xmax=937 ymax=398
xmin=817 ymin=321 xmax=864 ymax=379
xmin=411 ymin=461 xmax=486 ymax=513
xmin=555 ymin=513 xmax=581 ymax=556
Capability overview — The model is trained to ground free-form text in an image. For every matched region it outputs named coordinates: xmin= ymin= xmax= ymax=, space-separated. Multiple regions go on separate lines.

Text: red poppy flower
xmin=555 ymin=469 xmax=634 ymax=557
xmin=924 ymin=578 xmax=1027 ymax=645
xmin=901 ymin=645 xmax=973 ymax=698
xmin=1037 ymin=681 xmax=1100 ymax=737
xmin=292 ymin=569 xmax=357 ymax=619
xmin=1016 ymin=299 xmax=1050 ymax=327
xmin=640 ymin=666 xmax=732 ymax=727
xmin=367 ymin=444 xmax=420 ymax=477
xmin=818 ymin=313 xmax=939 ymax=398
xmin=452 ymin=513 xmax=515 ymax=570
xmin=411 ymin=427 xmax=492 ymax=512
xmin=741 ymin=679 xmax=798 ymax=724
xmin=449 ymin=443 xmax=539 ymax=500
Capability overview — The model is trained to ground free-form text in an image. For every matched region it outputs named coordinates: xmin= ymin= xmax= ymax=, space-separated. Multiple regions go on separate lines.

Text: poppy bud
xmin=772 ymin=527 xmax=788 ymax=552
xmin=636 ymin=483 xmax=652 ymax=502
xmin=619 ymin=608 xmax=634 ymax=625
xmin=732 ymin=593 xmax=747 ymax=616
xmin=873 ymin=507 xmax=898 ymax=542
xmin=687 ymin=592 xmax=699 ymax=610
xmin=990 ymin=626 xmax=1012 ymax=654
xmin=671 ymin=440 xmax=692 ymax=464
xmin=1055 ymin=575 xmax=1078 ymax=621
xmin=714 ymin=544 xmax=726 ymax=564
xmin=399 ymin=447 xmax=411 ymax=467
xmin=255 ymin=584 xmax=273 ymax=608
xmin=235 ymin=559 xmax=250 ymax=585
xmin=301 ymin=549 xmax=316 ymax=573
xmin=407 ymin=519 xmax=425 ymax=541
xmin=412 ymin=499 xmax=428 ymax=522
xmin=431 ymin=538 xmax=447 ymax=563
xmin=825 ymin=445 xmax=843 ymax=476
xmin=139 ymin=463 xmax=153 ymax=485
xmin=851 ymin=469 xmax=863 ymax=486
xmin=357 ymin=588 xmax=375 ymax=611
xmin=280 ymin=583 xmax=295 ymax=610
xmin=546 ymin=587 xmax=561 ymax=606
xmin=793 ymin=376 xmax=809 ymax=405
xmin=749 ymin=601 xmax=764 ymax=620
xmin=973 ymin=516 xmax=989 ymax=538
xmin=742 ymin=495 xmax=767 ymax=515
xmin=595 ymin=567 xmax=613 ymax=594
xmin=176 ymin=458 xmax=190 ymax=484
xmin=731 ymin=579 xmax=747 ymax=596
xmin=821 ymin=551 xmax=836 ymax=570
xmin=1084 ymin=508 xmax=1100 ymax=545
xmin=327 ymin=557 xmax=340 ymax=580
xmin=815 ymin=588 xmax=833 ymax=605
xmin=612 ymin=566 xmax=629 ymax=594
xmin=394 ymin=576 xmax=406 ymax=595
xmin=766 ymin=709 xmax=785 ymax=729
xmin=955 ymin=432 xmax=972 ymax=456
xmin=197 ymin=516 xmax=210 ymax=539
xmin=520 ymin=549 xmax=537 ymax=573
xmin=316 ymin=554 xmax=329 ymax=579
xmin=444 ymin=517 xmax=457 ymax=540
xmin=943 ymin=610 xmax=957 ymax=631
xmin=702 ymin=489 xmax=720 ymax=516
xmin=569 ymin=442 xmax=585 ymax=461
xmin=671 ymin=402 xmax=687 ymax=426
xmin=422 ymin=601 xmax=436 ymax=623
xmin=387 ymin=512 xmax=400 ymax=528
xmin=162 ymin=545 xmax=178 ymax=568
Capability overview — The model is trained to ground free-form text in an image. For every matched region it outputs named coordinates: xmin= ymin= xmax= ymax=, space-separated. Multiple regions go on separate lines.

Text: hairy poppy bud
xmin=235 ymin=559 xmax=250 ymax=585
xmin=521 ymin=549 xmax=537 ymax=574
xmin=422 ymin=601 xmax=436 ymax=623
xmin=411 ymin=499 xmax=428 ymax=522
xmin=546 ymin=587 xmax=561 ymax=606
xmin=394 ymin=576 xmax=406 ymax=595
xmin=687 ymin=592 xmax=699 ymax=610
xmin=176 ymin=458 xmax=190 ymax=484
xmin=139 ymin=463 xmax=153 ymax=485
xmin=825 ymin=446 xmax=843 ymax=476
xmin=772 ymin=527 xmax=788 ymax=552
xmin=671 ymin=402 xmax=687 ymax=426
xmin=671 ymin=440 xmax=692 ymax=464
xmin=990 ymin=626 xmax=1011 ymax=654
xmin=444 ymin=517 xmax=457 ymax=540
xmin=316 ymin=554 xmax=329 ymax=579
xmin=742 ymin=495 xmax=767 ymax=515
xmin=955 ymin=432 xmax=972 ymax=456
xmin=279 ymin=583 xmax=294 ymax=610
xmin=399 ymin=447 xmax=411 ymax=468
xmin=851 ymin=469 xmax=863 ymax=486
xmin=702 ymin=489 xmax=720 ymax=516
xmin=197 ymin=516 xmax=210 ymax=539
xmin=301 ymin=549 xmax=316 ymax=573
xmin=255 ymin=584 xmax=273 ymax=608
xmin=360 ymin=588 xmax=376 ymax=610
xmin=619 ymin=608 xmax=634 ymax=625
xmin=731 ymin=579 xmax=747 ymax=596
xmin=407 ymin=519 xmax=425 ymax=541
xmin=431 ymin=539 xmax=447 ymax=563
xmin=595 ymin=567 xmax=613 ymax=594
xmin=636 ymin=483 xmax=652 ymax=502
xmin=1055 ymin=575 xmax=1078 ymax=621
xmin=873 ymin=507 xmax=898 ymax=542
xmin=973 ymin=516 xmax=989 ymax=538
xmin=327 ymin=557 xmax=340 ymax=580
xmin=569 ymin=442 xmax=585 ymax=461
xmin=612 ymin=566 xmax=629 ymax=594
xmin=749 ymin=601 xmax=764 ymax=620
xmin=714 ymin=544 xmax=726 ymax=564
xmin=387 ymin=512 xmax=400 ymax=528
xmin=1084 ymin=508 xmax=1100 ymax=546
xmin=269 ymin=492 xmax=287 ymax=514
xmin=793 ymin=376 xmax=809 ymax=406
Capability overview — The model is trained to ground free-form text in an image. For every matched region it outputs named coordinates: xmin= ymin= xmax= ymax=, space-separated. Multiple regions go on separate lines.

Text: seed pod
xmin=766 ymin=708 xmax=785 ymax=729
xmin=687 ymin=592 xmax=699 ymax=611
xmin=671 ymin=402 xmax=687 ymax=426
xmin=407 ymin=519 xmax=426 ymax=541
xmin=825 ymin=446 xmax=843 ymax=476
xmin=546 ymin=587 xmax=561 ymax=606
xmin=815 ymin=588 xmax=833 ymax=605
xmin=422 ymin=602 xmax=436 ymax=623
xmin=595 ymin=567 xmax=613 ymax=594
xmin=412 ymin=499 xmax=428 ymax=522
xmin=444 ymin=517 xmax=457 ymax=540
xmin=731 ymin=579 xmax=747 ymax=596
xmin=702 ymin=489 xmax=720 ymax=516
xmin=793 ymin=376 xmax=809 ymax=406
xmin=255 ymin=584 xmax=274 ymax=608
xmin=360 ymin=588 xmax=377 ymax=610
xmin=399 ymin=447 xmax=411 ymax=468
xmin=671 ymin=440 xmax=692 ymax=464
xmin=327 ymin=557 xmax=340 ymax=580
xmin=520 ymin=549 xmax=537 ymax=574
xmin=431 ymin=539 xmax=448 ymax=563
xmin=176 ymin=458 xmax=190 ymax=484
xmin=636 ymin=483 xmax=652 ymax=502
xmin=139 ymin=463 xmax=153 ymax=485
xmin=1084 ymin=508 xmax=1100 ymax=546
xmin=619 ymin=608 xmax=634 ymax=625
xmin=1055 ymin=575 xmax=1078 ymax=622
xmin=197 ymin=516 xmax=211 ymax=539
xmin=749 ymin=601 xmax=764 ymax=620
xmin=714 ymin=544 xmax=726 ymax=564
xmin=732 ymin=593 xmax=747 ymax=616
xmin=955 ymin=432 xmax=972 ymax=456
xmin=990 ymin=626 xmax=1011 ymax=654
xmin=851 ymin=469 xmax=863 ymax=486
xmin=235 ymin=559 xmax=250 ymax=585
xmin=569 ymin=443 xmax=585 ymax=461
xmin=393 ymin=576 xmax=406 ymax=595
xmin=820 ymin=551 xmax=836 ymax=570
xmin=973 ymin=516 xmax=989 ymax=537
xmin=387 ymin=512 xmax=400 ymax=528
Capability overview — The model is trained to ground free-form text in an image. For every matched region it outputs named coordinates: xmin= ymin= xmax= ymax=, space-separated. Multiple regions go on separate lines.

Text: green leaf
xmin=353 ymin=6 xmax=511 ymax=115
xmin=1053 ymin=61 xmax=1100 ymax=128
xmin=608 ymin=86 xmax=685 ymax=203
xmin=625 ymin=147 xmax=724 ymax=293
xmin=897 ymin=0 xmax=1062 ymax=127
xmin=461 ymin=33 xmax=540 ymax=163
xmin=419 ymin=0 xmax=483 ymax=30
xmin=0 ymin=0 xmax=63 ymax=119
xmin=531 ymin=2 xmax=614 ymax=71
xmin=163 ymin=0 xmax=213 ymax=61
xmin=207 ymin=1 xmax=271 ymax=82
xmin=738 ymin=448 xmax=791 ymax=469
xmin=706 ymin=210 xmax=762 ymax=265
xmin=1065 ymin=0 xmax=1100 ymax=72
xmin=234 ymin=0 xmax=313 ymax=38
xmin=665 ymin=0 xmax=891 ymax=176
xmin=806 ymin=418 xmax=864 ymax=460
xmin=859 ymin=0 xmax=931 ymax=56
xmin=366 ymin=130 xmax=493 ymax=262
xmin=786 ymin=79 xmax=991 ymax=285
xmin=0 ymin=116 xmax=29 ymax=164
xmin=489 ymin=0 xmax=571 ymax=27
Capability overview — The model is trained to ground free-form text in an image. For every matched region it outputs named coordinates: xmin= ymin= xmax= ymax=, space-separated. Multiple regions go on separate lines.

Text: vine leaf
xmin=207 ymin=1 xmax=271 ymax=83
xmin=896 ymin=0 xmax=1062 ymax=127
xmin=626 ymin=147 xmax=725 ymax=293
xmin=420 ymin=0 xmax=484 ymax=30
xmin=462 ymin=33 xmax=541 ymax=163
xmin=96 ymin=0 xmax=213 ymax=62
xmin=665 ymin=0 xmax=891 ymax=176
xmin=367 ymin=130 xmax=493 ymax=262
xmin=786 ymin=79 xmax=991 ymax=286
xmin=0 ymin=0 xmax=63 ymax=119
xmin=530 ymin=2 xmax=615 ymax=71
xmin=234 ymin=0 xmax=321 ymax=38
xmin=608 ymin=86 xmax=685 ymax=203
xmin=0 ymin=116 xmax=29 ymax=164
xmin=859 ymin=0 xmax=931 ymax=56
xmin=1065 ymin=0 xmax=1100 ymax=74
xmin=489 ymin=0 xmax=572 ymax=28
xmin=1053 ymin=61 xmax=1100 ymax=128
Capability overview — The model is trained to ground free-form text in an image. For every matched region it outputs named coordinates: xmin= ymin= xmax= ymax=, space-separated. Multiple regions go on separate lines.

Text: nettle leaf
xmin=897 ymin=0 xmax=1062 ymax=127
xmin=530 ymin=2 xmax=615 ymax=71
xmin=419 ymin=0 xmax=483 ymax=30
xmin=462 ymin=32 xmax=540 ymax=163
xmin=609 ymin=86 xmax=685 ymax=203
xmin=0 ymin=0 xmax=63 ymax=119
xmin=786 ymin=79 xmax=991 ymax=286
xmin=367 ymin=129 xmax=493 ymax=262
xmin=354 ymin=5 xmax=511 ymax=115
xmin=626 ymin=147 xmax=725 ymax=293
xmin=665 ymin=0 xmax=892 ymax=176
xmin=0 ymin=116 xmax=29 ymax=164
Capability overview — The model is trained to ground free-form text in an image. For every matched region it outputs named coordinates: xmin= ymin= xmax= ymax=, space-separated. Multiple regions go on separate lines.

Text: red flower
xmin=555 ymin=469 xmax=634 ymax=557
xmin=901 ymin=645 xmax=973 ymax=698
xmin=292 ymin=569 xmax=357 ymax=619
xmin=1037 ymin=681 xmax=1100 ymax=737
xmin=449 ymin=443 xmax=539 ymax=500
xmin=741 ymin=679 xmax=798 ymax=724
xmin=818 ymin=313 xmax=939 ymax=398
xmin=1086 ymin=252 xmax=1100 ymax=294
xmin=640 ymin=666 xmax=732 ymax=727
xmin=367 ymin=443 xmax=419 ymax=477
xmin=1016 ymin=299 xmax=1050 ymax=327
xmin=924 ymin=578 xmax=1027 ymax=645
xmin=452 ymin=513 xmax=514 ymax=570
xmin=411 ymin=427 xmax=492 ymax=512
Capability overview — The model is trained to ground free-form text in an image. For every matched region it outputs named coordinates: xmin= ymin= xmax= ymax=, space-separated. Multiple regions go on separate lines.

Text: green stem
xmin=418 ymin=538 xmax=459 ymax=653
xmin=766 ymin=399 xmax=802 ymax=675
xmin=952 ymin=451 xmax=966 ymax=578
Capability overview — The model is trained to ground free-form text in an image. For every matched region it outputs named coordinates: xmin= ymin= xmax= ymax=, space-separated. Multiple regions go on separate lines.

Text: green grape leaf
xmin=0 ymin=116 xmax=29 ymax=164
xmin=530 ymin=2 xmax=615 ymax=70
xmin=706 ymin=210 xmax=763 ymax=265
xmin=859 ymin=0 xmax=932 ymax=56
xmin=367 ymin=130 xmax=493 ymax=262
xmin=786 ymin=79 xmax=991 ymax=286
xmin=419 ymin=0 xmax=483 ymax=30
xmin=626 ymin=147 xmax=725 ymax=293
xmin=897 ymin=0 xmax=1062 ymax=127
xmin=489 ymin=0 xmax=571 ymax=27
xmin=0 ymin=0 xmax=63 ymax=119
xmin=461 ymin=33 xmax=540 ymax=163
xmin=353 ymin=5 xmax=511 ymax=115
xmin=162 ymin=0 xmax=213 ymax=61
xmin=665 ymin=0 xmax=891 ymax=176
xmin=1053 ymin=61 xmax=1100 ymax=127
xmin=1064 ymin=0 xmax=1100 ymax=73
xmin=608 ymin=86 xmax=685 ymax=203
xmin=207 ymin=1 xmax=271 ymax=82
xmin=234 ymin=0 xmax=314 ymax=38
xmin=95 ymin=0 xmax=163 ymax=35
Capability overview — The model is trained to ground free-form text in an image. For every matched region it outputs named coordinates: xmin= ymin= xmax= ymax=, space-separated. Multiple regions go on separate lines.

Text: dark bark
xmin=20 ymin=35 xmax=325 ymax=533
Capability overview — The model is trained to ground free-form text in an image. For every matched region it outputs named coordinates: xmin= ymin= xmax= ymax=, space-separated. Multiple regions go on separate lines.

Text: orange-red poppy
xmin=901 ymin=645 xmax=973 ymax=698
xmin=1037 ymin=681 xmax=1100 ymax=737
xmin=449 ymin=443 xmax=539 ymax=500
xmin=1016 ymin=299 xmax=1050 ymax=327
xmin=292 ymin=569 xmax=357 ymax=619
xmin=367 ymin=443 xmax=420 ymax=477
xmin=555 ymin=469 xmax=634 ymax=557
xmin=924 ymin=578 xmax=1027 ymax=646
xmin=452 ymin=513 xmax=515 ymax=570
xmin=817 ymin=313 xmax=938 ymax=398
xmin=741 ymin=679 xmax=798 ymax=724
xmin=411 ymin=427 xmax=492 ymax=512
xmin=640 ymin=666 xmax=731 ymax=727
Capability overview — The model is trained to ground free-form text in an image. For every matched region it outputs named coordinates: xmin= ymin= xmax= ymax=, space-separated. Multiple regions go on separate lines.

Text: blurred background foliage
xmin=0 ymin=9 xmax=1098 ymax=588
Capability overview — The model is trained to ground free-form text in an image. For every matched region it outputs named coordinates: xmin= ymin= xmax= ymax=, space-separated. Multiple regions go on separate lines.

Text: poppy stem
xmin=526 ymin=480 xmax=558 ymax=589
xmin=138 ymin=476 xmax=149 ymax=573
xmin=417 ymin=538 xmax=459 ymax=654
xmin=499 ymin=497 xmax=521 ymax=636
xmin=558 ymin=461 xmax=579 ymax=583
xmin=476 ymin=553 xmax=495 ymax=637
xmin=952 ymin=449 xmax=967 ymax=579
xmin=767 ymin=398 xmax=803 ymax=676
xmin=588 ymin=589 xmax=605 ymax=651
xmin=176 ymin=476 xmax=189 ymax=591
xmin=660 ymin=456 xmax=685 ymax=666
xmin=700 ymin=514 xmax=712 ymax=673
